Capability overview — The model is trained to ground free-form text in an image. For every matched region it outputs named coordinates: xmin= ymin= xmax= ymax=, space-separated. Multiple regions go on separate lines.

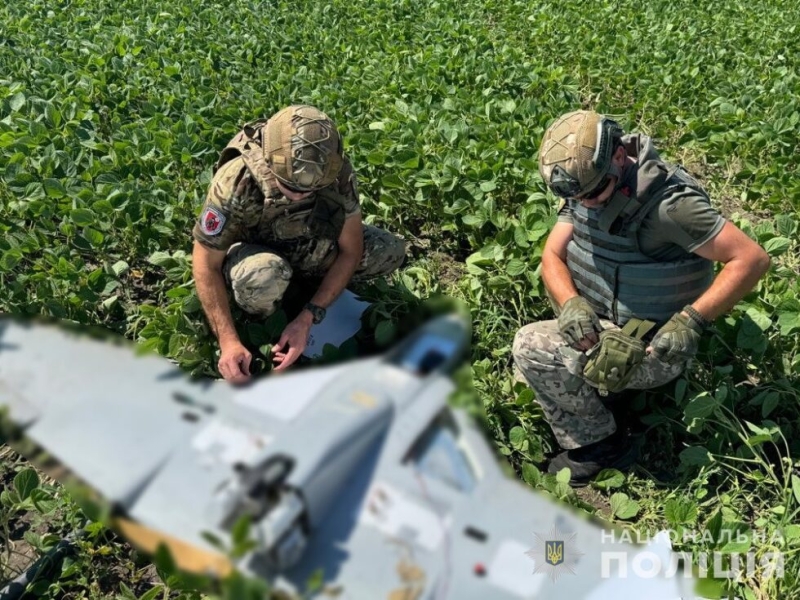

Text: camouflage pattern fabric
xmin=224 ymin=243 xmax=294 ymax=316
xmin=224 ymin=225 xmax=405 ymax=316
xmin=350 ymin=225 xmax=407 ymax=282
xmin=512 ymin=319 xmax=687 ymax=449
xmin=192 ymin=156 xmax=361 ymax=254
xmin=263 ymin=105 xmax=344 ymax=191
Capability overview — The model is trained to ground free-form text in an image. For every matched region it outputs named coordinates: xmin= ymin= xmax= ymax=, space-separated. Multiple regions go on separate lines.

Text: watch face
xmin=306 ymin=303 xmax=325 ymax=324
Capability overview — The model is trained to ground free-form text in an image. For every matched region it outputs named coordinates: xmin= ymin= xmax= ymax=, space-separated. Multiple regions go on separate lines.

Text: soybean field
xmin=1 ymin=0 xmax=800 ymax=598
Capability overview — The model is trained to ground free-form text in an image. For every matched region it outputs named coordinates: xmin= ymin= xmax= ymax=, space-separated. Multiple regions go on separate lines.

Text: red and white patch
xmin=200 ymin=206 xmax=226 ymax=236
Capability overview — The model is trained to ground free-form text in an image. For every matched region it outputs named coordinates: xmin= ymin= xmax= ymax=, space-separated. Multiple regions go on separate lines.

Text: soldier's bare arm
xmin=542 ymin=221 xmax=601 ymax=351
xmin=686 ymin=221 xmax=771 ymax=321
xmin=542 ymin=222 xmax=580 ymax=308
xmin=192 ymin=241 xmax=252 ymax=382
xmin=272 ymin=214 xmax=364 ymax=371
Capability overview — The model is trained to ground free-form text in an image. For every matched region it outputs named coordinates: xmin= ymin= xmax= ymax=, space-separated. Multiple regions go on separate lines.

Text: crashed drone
xmin=0 ymin=314 xmax=699 ymax=599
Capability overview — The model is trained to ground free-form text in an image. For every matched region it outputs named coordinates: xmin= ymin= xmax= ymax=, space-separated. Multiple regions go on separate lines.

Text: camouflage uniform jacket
xmin=192 ymin=125 xmax=361 ymax=269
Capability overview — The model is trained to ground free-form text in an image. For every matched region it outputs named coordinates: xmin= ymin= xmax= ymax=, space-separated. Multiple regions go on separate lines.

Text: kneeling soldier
xmin=193 ymin=105 xmax=406 ymax=381
xmin=513 ymin=110 xmax=770 ymax=486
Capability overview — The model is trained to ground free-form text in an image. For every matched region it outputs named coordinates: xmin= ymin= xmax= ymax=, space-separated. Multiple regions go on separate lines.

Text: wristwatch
xmin=303 ymin=302 xmax=326 ymax=325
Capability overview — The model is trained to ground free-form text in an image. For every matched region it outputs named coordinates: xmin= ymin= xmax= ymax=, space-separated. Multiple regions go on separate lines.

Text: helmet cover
xmin=264 ymin=105 xmax=344 ymax=191
xmin=539 ymin=110 xmax=623 ymax=198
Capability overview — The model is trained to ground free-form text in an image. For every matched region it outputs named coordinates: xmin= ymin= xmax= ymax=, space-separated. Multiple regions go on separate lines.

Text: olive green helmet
xmin=263 ymin=105 xmax=344 ymax=191
xmin=538 ymin=110 xmax=623 ymax=199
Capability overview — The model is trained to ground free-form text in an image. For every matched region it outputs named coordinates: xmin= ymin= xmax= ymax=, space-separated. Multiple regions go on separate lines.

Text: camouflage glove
xmin=650 ymin=309 xmax=704 ymax=365
xmin=557 ymin=296 xmax=602 ymax=347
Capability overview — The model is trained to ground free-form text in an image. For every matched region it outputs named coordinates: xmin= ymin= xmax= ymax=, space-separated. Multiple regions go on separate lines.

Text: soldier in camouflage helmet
xmin=512 ymin=110 xmax=770 ymax=486
xmin=192 ymin=105 xmax=406 ymax=381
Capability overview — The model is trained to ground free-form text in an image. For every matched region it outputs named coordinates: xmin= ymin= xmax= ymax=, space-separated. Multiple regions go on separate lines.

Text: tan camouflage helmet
xmin=538 ymin=110 xmax=623 ymax=199
xmin=264 ymin=105 xmax=344 ymax=191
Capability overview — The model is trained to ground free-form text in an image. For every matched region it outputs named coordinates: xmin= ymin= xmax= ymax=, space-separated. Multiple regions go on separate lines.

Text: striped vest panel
xmin=567 ymin=201 xmax=714 ymax=325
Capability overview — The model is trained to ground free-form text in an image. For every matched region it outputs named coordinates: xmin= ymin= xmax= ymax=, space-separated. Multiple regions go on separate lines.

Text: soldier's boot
xmin=547 ymin=428 xmax=638 ymax=488
xmin=601 ymin=388 xmax=638 ymax=435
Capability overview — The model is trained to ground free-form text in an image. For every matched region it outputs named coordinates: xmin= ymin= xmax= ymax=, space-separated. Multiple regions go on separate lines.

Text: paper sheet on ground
xmin=302 ymin=290 xmax=371 ymax=358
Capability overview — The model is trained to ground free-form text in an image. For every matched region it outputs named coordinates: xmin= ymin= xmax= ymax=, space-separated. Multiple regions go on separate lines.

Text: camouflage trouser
xmin=512 ymin=319 xmax=687 ymax=449
xmin=223 ymin=225 xmax=406 ymax=316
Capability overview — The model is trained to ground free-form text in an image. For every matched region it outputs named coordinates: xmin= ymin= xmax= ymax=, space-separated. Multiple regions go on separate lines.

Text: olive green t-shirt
xmin=636 ymin=188 xmax=724 ymax=260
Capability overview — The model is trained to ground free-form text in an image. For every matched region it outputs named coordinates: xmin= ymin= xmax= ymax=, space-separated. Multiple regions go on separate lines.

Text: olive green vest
xmin=215 ymin=122 xmax=347 ymax=244
xmin=566 ymin=165 xmax=714 ymax=326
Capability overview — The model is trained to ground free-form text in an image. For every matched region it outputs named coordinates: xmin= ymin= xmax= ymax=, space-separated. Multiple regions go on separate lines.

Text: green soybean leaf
xmin=43 ymin=179 xmax=66 ymax=198
xmin=777 ymin=312 xmax=800 ymax=335
xmin=592 ymin=469 xmax=625 ymax=490
xmin=14 ymin=468 xmax=40 ymax=502
xmin=610 ymin=493 xmax=640 ymax=520
xmin=764 ymin=236 xmax=791 ymax=256
xmin=9 ymin=92 xmax=26 ymax=112
xmin=680 ymin=446 xmax=713 ymax=467
xmin=70 ymin=208 xmax=94 ymax=226
xmin=664 ymin=497 xmax=698 ymax=526
xmin=683 ymin=392 xmax=718 ymax=421
xmin=506 ymin=258 xmax=527 ymax=276
xmin=509 ymin=426 xmax=526 ymax=449
xmin=0 ymin=249 xmax=24 ymax=271
xmin=521 ymin=462 xmax=541 ymax=486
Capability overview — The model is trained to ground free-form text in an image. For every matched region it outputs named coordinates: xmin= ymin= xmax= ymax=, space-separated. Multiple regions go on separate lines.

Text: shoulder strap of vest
xmin=597 ymin=189 xmax=638 ymax=232
xmin=214 ymin=121 xmax=264 ymax=171
xmin=609 ymin=141 xmax=708 ymax=235
xmin=626 ymin=164 xmax=680 ymax=223
xmin=215 ymin=120 xmax=281 ymax=199
xmin=240 ymin=147 xmax=279 ymax=199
